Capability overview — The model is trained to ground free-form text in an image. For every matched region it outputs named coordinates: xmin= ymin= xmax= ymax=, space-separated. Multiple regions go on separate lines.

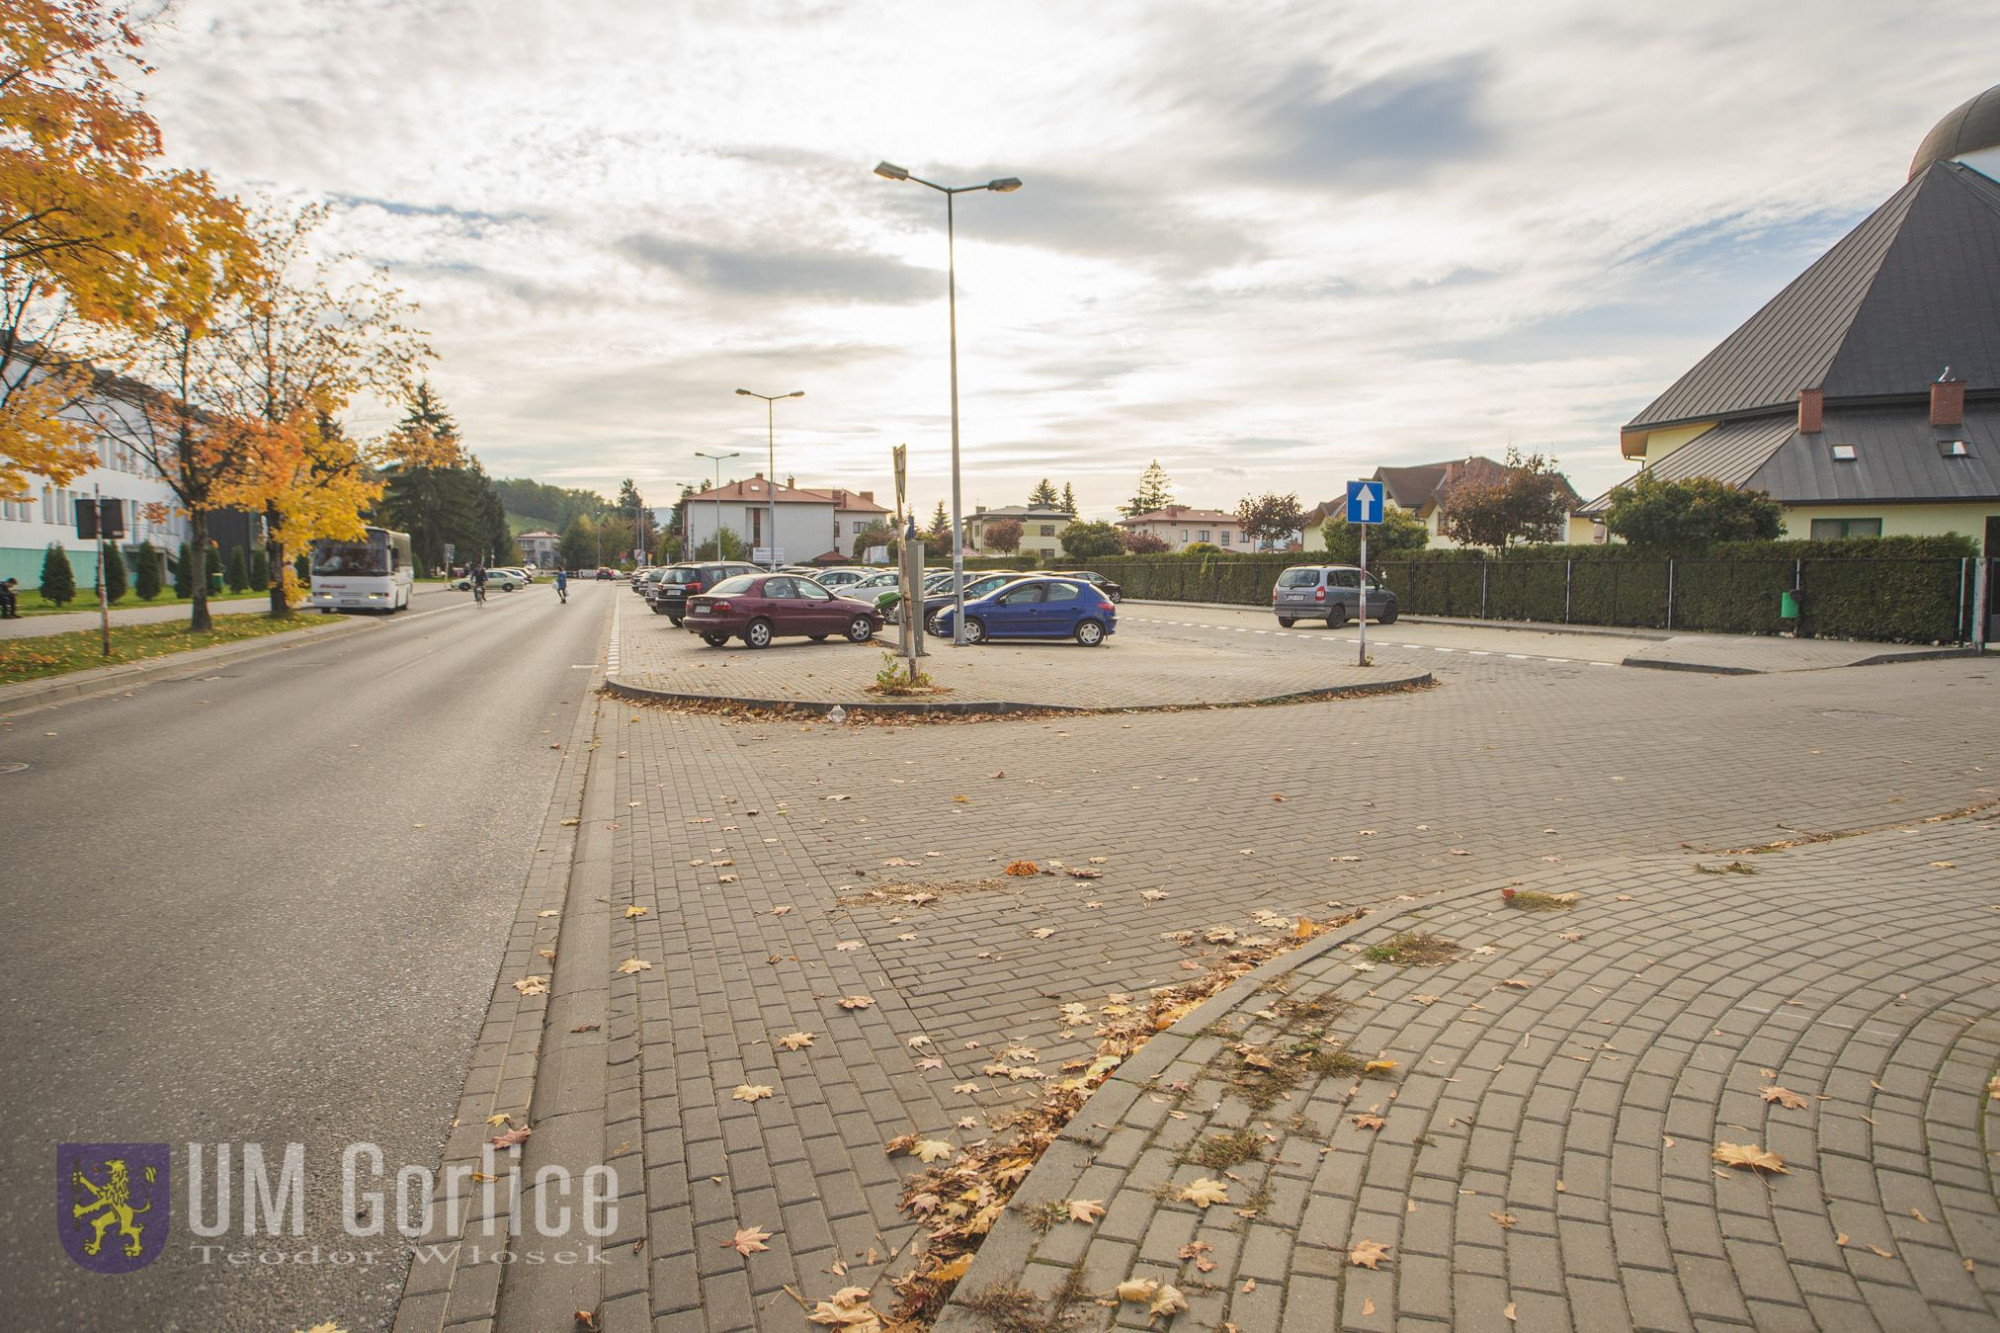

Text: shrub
xmin=134 ymin=541 xmax=163 ymax=600
xmin=249 ymin=547 xmax=270 ymax=592
xmin=101 ymin=542 xmax=127 ymax=603
xmin=225 ymin=545 xmax=250 ymax=592
xmin=1119 ymin=530 xmax=1169 ymax=554
xmin=39 ymin=543 xmax=76 ymax=605
xmin=1059 ymin=520 xmax=1123 ymax=559
xmin=173 ymin=541 xmax=193 ymax=598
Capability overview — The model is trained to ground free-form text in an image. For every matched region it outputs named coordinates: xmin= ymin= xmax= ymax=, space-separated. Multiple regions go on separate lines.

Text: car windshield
xmin=705 ymin=575 xmax=757 ymax=596
xmin=662 ymin=569 xmax=697 ymax=583
xmin=1276 ymin=568 xmax=1321 ymax=588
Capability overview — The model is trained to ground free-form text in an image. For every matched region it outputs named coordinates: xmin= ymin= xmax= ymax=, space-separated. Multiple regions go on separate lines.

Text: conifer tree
xmin=39 ymin=543 xmax=75 ymax=606
xmin=226 ymin=545 xmax=250 ymax=592
xmin=101 ymin=542 xmax=127 ymax=603
xmin=134 ymin=541 xmax=163 ymax=600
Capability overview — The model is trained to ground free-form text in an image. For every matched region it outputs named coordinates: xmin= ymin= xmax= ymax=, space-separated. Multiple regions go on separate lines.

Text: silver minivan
xmin=1272 ymin=565 xmax=1399 ymax=627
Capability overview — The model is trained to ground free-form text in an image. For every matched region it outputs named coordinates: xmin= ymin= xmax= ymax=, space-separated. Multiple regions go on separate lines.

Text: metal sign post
xmin=93 ymin=486 xmax=109 ymax=657
xmin=1345 ymin=480 xmax=1384 ymax=668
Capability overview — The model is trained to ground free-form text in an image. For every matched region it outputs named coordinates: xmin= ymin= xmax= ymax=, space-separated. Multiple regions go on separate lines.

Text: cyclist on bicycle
xmin=471 ymin=564 xmax=488 ymax=604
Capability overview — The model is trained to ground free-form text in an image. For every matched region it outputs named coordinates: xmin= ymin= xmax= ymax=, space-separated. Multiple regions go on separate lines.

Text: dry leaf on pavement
xmin=1114 ymin=1279 xmax=1158 ymax=1303
xmin=1490 ymin=1211 xmax=1518 ymax=1228
xmin=722 ymin=1225 xmax=771 ymax=1256
xmin=1004 ymin=860 xmax=1039 ymax=876
xmin=513 ymin=976 xmax=550 ymax=995
xmin=1177 ymin=1177 xmax=1230 ymax=1208
xmin=779 ymin=1032 xmax=815 ymax=1051
xmin=1351 ymin=1113 xmax=1386 ymax=1131
xmin=911 ymin=1140 xmax=955 ymax=1163
xmin=614 ymin=958 xmax=652 ymax=974
xmin=1760 ymin=1085 xmax=1809 ymax=1110
xmin=490 ymin=1126 xmax=532 ymax=1149
xmin=1067 ymin=1199 xmax=1106 ymax=1224
xmin=807 ymin=1285 xmax=884 ymax=1330
xmin=1348 ymin=1238 xmax=1392 ymax=1268
xmin=838 ymin=995 xmax=874 ymax=1009
xmin=624 ymin=905 xmax=648 ymax=918
xmin=1711 ymin=1142 xmax=1788 ymax=1173
xmin=1150 ymin=1284 xmax=1189 ymax=1316
xmin=732 ymin=1084 xmax=775 ymax=1103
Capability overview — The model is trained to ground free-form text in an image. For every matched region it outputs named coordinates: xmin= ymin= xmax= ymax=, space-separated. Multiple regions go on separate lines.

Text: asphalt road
xmin=0 ymin=578 xmax=608 ymax=1332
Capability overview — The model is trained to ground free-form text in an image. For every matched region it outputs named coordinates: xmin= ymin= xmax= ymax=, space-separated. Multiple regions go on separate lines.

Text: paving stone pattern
xmin=938 ymin=818 xmax=2000 ymax=1333
xmin=454 ymin=618 xmax=1999 ymax=1331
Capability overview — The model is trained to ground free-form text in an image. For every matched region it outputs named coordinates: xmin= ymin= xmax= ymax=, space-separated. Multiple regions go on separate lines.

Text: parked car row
xmin=636 ymin=560 xmax=1399 ymax=650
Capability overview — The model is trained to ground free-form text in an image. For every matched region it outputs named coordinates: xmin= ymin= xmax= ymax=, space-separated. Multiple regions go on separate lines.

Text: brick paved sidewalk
xmin=937 ymin=817 xmax=2000 ymax=1333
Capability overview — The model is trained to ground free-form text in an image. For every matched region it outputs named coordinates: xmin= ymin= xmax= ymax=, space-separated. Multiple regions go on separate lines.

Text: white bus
xmin=309 ymin=526 xmax=416 ymax=612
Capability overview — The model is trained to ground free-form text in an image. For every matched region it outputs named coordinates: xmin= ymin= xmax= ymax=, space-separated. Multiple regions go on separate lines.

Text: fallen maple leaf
xmin=1351 ymin=1113 xmax=1386 ymax=1131
xmin=732 ymin=1084 xmax=775 ymax=1103
xmin=807 ymin=1285 xmax=884 ymax=1329
xmin=1141 ymin=889 xmax=1169 ymax=901
xmin=722 ymin=1225 xmax=772 ymax=1256
xmin=513 ymin=976 xmax=550 ymax=995
xmin=1760 ymin=1085 xmax=1809 ymax=1110
xmin=1151 ymin=1285 xmax=1189 ymax=1317
xmin=614 ymin=958 xmax=652 ymax=975
xmin=1115 ymin=1278 xmax=1158 ymax=1303
xmin=1349 ymin=1238 xmax=1391 ymax=1268
xmin=1067 ymin=1198 xmax=1106 ymax=1224
xmin=490 ymin=1126 xmax=532 ymax=1149
xmin=1177 ymin=1177 xmax=1230 ymax=1208
xmin=573 ymin=1312 xmax=598 ymax=1332
xmin=1711 ymin=1142 xmax=1788 ymax=1173
xmin=908 ymin=1193 xmax=940 ymax=1216
xmin=1004 ymin=860 xmax=1040 ymax=876
xmin=778 ymin=1032 xmax=815 ymax=1051
xmin=485 ymin=1113 xmax=513 ymax=1126
xmin=838 ymin=995 xmax=874 ymax=1009
xmin=624 ymin=905 xmax=648 ymax=918
xmin=910 ymin=1138 xmax=955 ymax=1163
xmin=1490 ymin=1211 xmax=1518 ymax=1228
xmin=1028 ymin=927 xmax=1056 ymax=939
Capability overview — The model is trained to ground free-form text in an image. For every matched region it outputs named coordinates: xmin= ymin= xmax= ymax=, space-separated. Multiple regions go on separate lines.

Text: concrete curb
xmin=0 ymin=613 xmax=371 ymax=714
xmin=1120 ymin=599 xmax=1672 ymax=641
xmin=600 ymin=668 xmax=1434 ymax=719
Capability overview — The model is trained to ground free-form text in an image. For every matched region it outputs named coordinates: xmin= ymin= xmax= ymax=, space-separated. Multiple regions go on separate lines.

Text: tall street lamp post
xmin=734 ymin=389 xmax=803 ymax=569
xmin=872 ymin=160 xmax=1021 ymax=645
xmin=693 ymin=449 xmax=741 ymax=560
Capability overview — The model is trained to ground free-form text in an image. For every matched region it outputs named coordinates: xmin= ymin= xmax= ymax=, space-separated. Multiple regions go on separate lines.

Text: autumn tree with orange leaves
xmin=0 ymin=1 xmax=247 ymax=500
xmin=213 ymin=202 xmax=431 ymax=615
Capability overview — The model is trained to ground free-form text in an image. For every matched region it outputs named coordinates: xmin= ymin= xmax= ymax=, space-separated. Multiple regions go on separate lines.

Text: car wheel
xmin=1276 ymin=616 xmax=1296 ymax=628
xmin=808 ymin=633 xmax=828 ymax=642
xmin=963 ymin=617 xmax=987 ymax=644
xmin=701 ymin=631 xmax=729 ymax=647
xmin=1075 ymin=619 xmax=1105 ymax=646
xmin=1378 ymin=603 xmax=1399 ymax=624
xmin=744 ymin=618 xmax=773 ymax=649
xmin=925 ymin=610 xmax=945 ymax=635
xmin=846 ymin=615 xmax=875 ymax=643
xmin=1326 ymin=604 xmax=1348 ymax=629
xmin=650 ymin=601 xmax=671 ymax=614
xmin=669 ymin=615 xmax=684 ymax=627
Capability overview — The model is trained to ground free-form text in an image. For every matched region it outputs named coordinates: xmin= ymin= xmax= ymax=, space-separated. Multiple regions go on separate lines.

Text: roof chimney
xmin=786 ymin=474 xmax=795 ymax=490
xmin=1931 ymin=370 xmax=1965 ymax=427
xmin=754 ymin=470 xmax=764 ymax=479
xmin=1798 ymin=386 xmax=1824 ymax=434
xmin=859 ymin=490 xmax=873 ymax=503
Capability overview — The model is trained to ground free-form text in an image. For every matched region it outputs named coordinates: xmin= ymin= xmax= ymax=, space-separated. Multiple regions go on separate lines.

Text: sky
xmin=137 ymin=0 xmax=1999 ymax=520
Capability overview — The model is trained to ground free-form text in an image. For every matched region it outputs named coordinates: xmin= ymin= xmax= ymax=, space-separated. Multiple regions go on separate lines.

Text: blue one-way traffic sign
xmin=1345 ymin=479 xmax=1385 ymax=525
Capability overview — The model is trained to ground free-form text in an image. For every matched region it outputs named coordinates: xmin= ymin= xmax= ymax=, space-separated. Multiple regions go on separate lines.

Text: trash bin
xmin=1780 ymin=589 xmax=1800 ymax=620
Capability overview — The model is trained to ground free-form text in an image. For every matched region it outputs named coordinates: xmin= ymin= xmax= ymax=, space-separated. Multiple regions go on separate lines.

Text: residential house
xmin=1576 ymin=83 xmax=2000 ymax=637
xmin=1117 ymin=505 xmax=1250 ymax=552
xmin=1300 ymin=458 xmax=1587 ymax=550
xmin=517 ymin=530 xmax=560 ymax=567
xmin=966 ymin=505 xmax=1072 ymax=558
xmin=677 ymin=473 xmax=836 ymax=565
xmin=809 ymin=486 xmax=892 ymax=559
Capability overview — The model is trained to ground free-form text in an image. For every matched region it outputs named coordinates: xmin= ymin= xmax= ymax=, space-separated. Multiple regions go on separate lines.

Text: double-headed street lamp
xmin=734 ymin=389 xmax=804 ymax=569
xmin=693 ymin=449 xmax=741 ymax=560
xmin=873 ymin=160 xmax=1021 ymax=645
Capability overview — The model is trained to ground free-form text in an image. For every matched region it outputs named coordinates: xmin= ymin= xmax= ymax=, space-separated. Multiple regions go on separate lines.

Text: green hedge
xmin=1076 ymin=537 xmax=1979 ymax=643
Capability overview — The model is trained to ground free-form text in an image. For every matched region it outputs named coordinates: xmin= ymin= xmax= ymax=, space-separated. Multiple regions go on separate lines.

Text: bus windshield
xmin=312 ymin=537 xmax=390 ymax=577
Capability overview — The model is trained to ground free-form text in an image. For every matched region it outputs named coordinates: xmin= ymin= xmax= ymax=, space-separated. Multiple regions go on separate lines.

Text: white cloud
xmin=138 ymin=0 xmax=1999 ymax=515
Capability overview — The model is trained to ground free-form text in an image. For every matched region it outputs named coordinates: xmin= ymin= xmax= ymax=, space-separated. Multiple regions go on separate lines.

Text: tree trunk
xmin=264 ymin=500 xmax=290 ymax=618
xmin=188 ymin=511 xmax=212 ymax=633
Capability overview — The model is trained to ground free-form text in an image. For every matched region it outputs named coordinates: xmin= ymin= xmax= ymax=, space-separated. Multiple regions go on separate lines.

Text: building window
xmin=1180 ymin=529 xmax=1189 ymax=541
xmin=1220 ymin=531 xmax=1231 ymax=545
xmin=1198 ymin=530 xmax=1209 ymax=543
xmin=1809 ymin=518 xmax=1882 ymax=540
xmin=1039 ymin=524 xmax=1054 ymax=536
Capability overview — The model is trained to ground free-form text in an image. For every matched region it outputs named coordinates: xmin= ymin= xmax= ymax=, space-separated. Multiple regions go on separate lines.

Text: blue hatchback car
xmin=933 ymin=575 xmax=1118 ymax=646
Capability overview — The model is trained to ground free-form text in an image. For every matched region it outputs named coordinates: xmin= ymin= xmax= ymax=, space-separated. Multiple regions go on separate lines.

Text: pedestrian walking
xmin=553 ymin=568 xmax=568 ymax=603
xmin=0 ymin=576 xmax=17 ymax=617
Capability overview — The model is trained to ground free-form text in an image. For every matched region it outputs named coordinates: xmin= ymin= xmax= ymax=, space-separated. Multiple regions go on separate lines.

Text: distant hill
xmin=493 ymin=478 xmax=609 ymax=533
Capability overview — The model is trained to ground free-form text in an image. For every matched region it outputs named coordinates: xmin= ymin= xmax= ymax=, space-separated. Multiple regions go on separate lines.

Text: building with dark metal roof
xmin=1582 ymin=85 xmax=2000 ymax=636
